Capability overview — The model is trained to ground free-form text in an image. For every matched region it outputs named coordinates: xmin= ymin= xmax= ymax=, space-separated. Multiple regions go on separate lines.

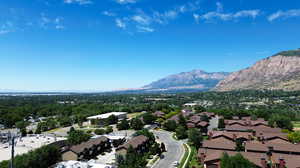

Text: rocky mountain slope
xmin=143 ymin=70 xmax=229 ymax=91
xmin=215 ymin=48 xmax=300 ymax=91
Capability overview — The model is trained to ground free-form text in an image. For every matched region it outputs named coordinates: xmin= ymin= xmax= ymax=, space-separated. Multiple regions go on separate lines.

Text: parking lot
xmin=0 ymin=135 xmax=66 ymax=162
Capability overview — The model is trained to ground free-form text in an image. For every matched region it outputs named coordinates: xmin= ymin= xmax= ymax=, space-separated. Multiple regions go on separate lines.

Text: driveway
xmin=152 ymin=130 xmax=184 ymax=168
xmin=208 ymin=115 xmax=219 ymax=131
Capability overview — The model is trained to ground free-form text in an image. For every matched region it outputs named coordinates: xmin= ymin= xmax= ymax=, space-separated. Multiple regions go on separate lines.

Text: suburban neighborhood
xmin=2 ymin=97 xmax=300 ymax=168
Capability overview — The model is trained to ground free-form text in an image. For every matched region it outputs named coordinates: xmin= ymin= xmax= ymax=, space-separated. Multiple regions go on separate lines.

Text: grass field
xmin=127 ymin=111 xmax=146 ymax=119
xmin=293 ymin=121 xmax=300 ymax=130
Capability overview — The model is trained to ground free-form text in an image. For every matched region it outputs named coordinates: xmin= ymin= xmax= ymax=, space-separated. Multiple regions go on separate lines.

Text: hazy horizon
xmin=1 ymin=0 xmax=300 ymax=91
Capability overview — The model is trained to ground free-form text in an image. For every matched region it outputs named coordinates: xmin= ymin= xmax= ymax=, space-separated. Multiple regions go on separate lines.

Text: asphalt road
xmin=152 ymin=130 xmax=184 ymax=168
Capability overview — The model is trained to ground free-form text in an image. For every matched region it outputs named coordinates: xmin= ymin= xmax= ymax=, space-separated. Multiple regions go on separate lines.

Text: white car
xmin=172 ymin=161 xmax=179 ymax=167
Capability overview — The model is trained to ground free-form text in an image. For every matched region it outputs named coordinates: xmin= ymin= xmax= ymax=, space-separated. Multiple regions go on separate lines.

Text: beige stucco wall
xmin=62 ymin=151 xmax=78 ymax=161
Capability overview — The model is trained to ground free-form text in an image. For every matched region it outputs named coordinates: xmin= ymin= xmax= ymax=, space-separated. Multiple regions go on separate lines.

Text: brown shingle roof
xmin=188 ymin=115 xmax=201 ymax=124
xmin=210 ymin=131 xmax=252 ymax=141
xmin=198 ymin=149 xmax=300 ymax=168
xmin=70 ymin=136 xmax=108 ymax=154
xmin=245 ymin=141 xmax=300 ymax=154
xmin=118 ymin=135 xmax=148 ymax=150
xmin=197 ymin=121 xmax=209 ymax=127
xmin=202 ymin=139 xmax=236 ymax=151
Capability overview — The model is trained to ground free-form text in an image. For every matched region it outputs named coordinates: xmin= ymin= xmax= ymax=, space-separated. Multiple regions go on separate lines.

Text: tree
xmin=150 ymin=142 xmax=162 ymax=156
xmin=288 ymin=131 xmax=300 ymax=143
xmin=0 ymin=145 xmax=61 ymax=168
xmin=200 ymin=115 xmax=210 ymax=122
xmin=188 ymin=128 xmax=203 ymax=148
xmin=235 ymin=139 xmax=245 ymax=152
xmin=163 ymin=120 xmax=177 ymax=131
xmin=107 ymin=115 xmax=118 ymax=125
xmin=195 ymin=106 xmax=206 ymax=113
xmin=221 ymin=153 xmax=256 ymax=168
xmin=130 ymin=118 xmax=144 ymax=130
xmin=268 ymin=114 xmax=293 ymax=130
xmin=106 ymin=126 xmax=113 ymax=134
xmin=21 ymin=128 xmax=27 ymax=137
xmin=76 ymin=114 xmax=85 ymax=127
xmin=135 ymin=129 xmax=155 ymax=144
xmin=176 ymin=126 xmax=187 ymax=139
xmin=142 ymin=113 xmax=157 ymax=124
xmin=178 ymin=114 xmax=187 ymax=128
xmin=117 ymin=119 xmax=130 ymax=130
xmin=94 ymin=129 xmax=106 ymax=135
xmin=67 ymin=129 xmax=91 ymax=145
xmin=218 ymin=118 xmax=225 ymax=129
xmin=15 ymin=121 xmax=27 ymax=129
xmin=117 ymin=146 xmax=147 ymax=168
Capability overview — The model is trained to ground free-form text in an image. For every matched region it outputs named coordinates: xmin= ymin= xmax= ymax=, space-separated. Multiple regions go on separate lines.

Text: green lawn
xmin=127 ymin=111 xmax=146 ymax=119
xmin=178 ymin=144 xmax=189 ymax=168
xmin=292 ymin=121 xmax=300 ymax=128
xmin=187 ymin=146 xmax=203 ymax=168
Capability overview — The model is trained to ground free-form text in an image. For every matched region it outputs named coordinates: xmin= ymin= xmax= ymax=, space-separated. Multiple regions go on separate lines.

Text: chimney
xmin=248 ymin=134 xmax=252 ymax=141
xmin=199 ymin=152 xmax=206 ymax=164
xmin=261 ymin=136 xmax=265 ymax=144
xmin=279 ymin=157 xmax=286 ymax=168
xmin=268 ymin=146 xmax=274 ymax=153
xmin=208 ymin=131 xmax=213 ymax=140
xmin=260 ymin=158 xmax=267 ymax=168
xmin=233 ymin=134 xmax=237 ymax=141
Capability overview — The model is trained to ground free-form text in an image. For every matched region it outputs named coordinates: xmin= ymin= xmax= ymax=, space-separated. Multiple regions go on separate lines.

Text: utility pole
xmin=10 ymin=136 xmax=15 ymax=168
xmin=8 ymin=132 xmax=17 ymax=168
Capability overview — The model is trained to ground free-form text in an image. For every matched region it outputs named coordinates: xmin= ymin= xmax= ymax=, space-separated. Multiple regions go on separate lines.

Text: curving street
xmin=152 ymin=130 xmax=185 ymax=168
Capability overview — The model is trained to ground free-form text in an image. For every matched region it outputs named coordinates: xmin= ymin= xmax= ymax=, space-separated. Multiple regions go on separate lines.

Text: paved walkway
xmin=152 ymin=130 xmax=184 ymax=168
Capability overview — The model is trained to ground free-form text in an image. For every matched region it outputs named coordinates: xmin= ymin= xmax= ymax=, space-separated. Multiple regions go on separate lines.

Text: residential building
xmin=62 ymin=136 xmax=110 ymax=161
xmin=87 ymin=112 xmax=127 ymax=125
xmin=116 ymin=135 xmax=149 ymax=156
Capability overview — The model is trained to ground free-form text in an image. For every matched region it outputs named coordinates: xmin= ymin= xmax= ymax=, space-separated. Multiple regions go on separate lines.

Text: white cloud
xmin=115 ymin=18 xmax=126 ymax=29
xmin=136 ymin=26 xmax=154 ymax=32
xmin=193 ymin=13 xmax=200 ymax=23
xmin=200 ymin=10 xmax=260 ymax=22
xmin=110 ymin=0 xmax=201 ymax=32
xmin=102 ymin=11 xmax=116 ymax=17
xmin=194 ymin=2 xmax=260 ymax=22
xmin=55 ymin=25 xmax=65 ymax=29
xmin=0 ymin=21 xmax=14 ymax=35
xmin=132 ymin=15 xmax=151 ymax=25
xmin=64 ymin=0 xmax=92 ymax=5
xmin=268 ymin=9 xmax=300 ymax=21
xmin=116 ymin=0 xmax=137 ymax=4
xmin=234 ymin=10 xmax=260 ymax=18
xmin=0 ymin=30 xmax=11 ymax=35
xmin=40 ymin=14 xmax=65 ymax=30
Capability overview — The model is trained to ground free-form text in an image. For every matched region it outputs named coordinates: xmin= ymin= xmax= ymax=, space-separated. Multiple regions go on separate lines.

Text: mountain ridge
xmin=143 ymin=69 xmax=229 ymax=91
xmin=215 ymin=48 xmax=300 ymax=91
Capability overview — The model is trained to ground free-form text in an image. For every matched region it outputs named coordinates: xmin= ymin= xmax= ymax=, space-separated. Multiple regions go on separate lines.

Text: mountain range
xmin=113 ymin=48 xmax=300 ymax=93
xmin=142 ymin=70 xmax=229 ymax=91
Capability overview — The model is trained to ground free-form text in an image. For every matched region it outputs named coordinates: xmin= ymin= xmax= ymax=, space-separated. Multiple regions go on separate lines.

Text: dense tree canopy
xmin=67 ymin=128 xmax=91 ymax=145
xmin=221 ymin=153 xmax=256 ymax=168
xmin=188 ymin=128 xmax=203 ymax=148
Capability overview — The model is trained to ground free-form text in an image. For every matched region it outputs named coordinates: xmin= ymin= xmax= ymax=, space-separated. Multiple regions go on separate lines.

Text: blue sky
xmin=0 ymin=0 xmax=300 ymax=91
